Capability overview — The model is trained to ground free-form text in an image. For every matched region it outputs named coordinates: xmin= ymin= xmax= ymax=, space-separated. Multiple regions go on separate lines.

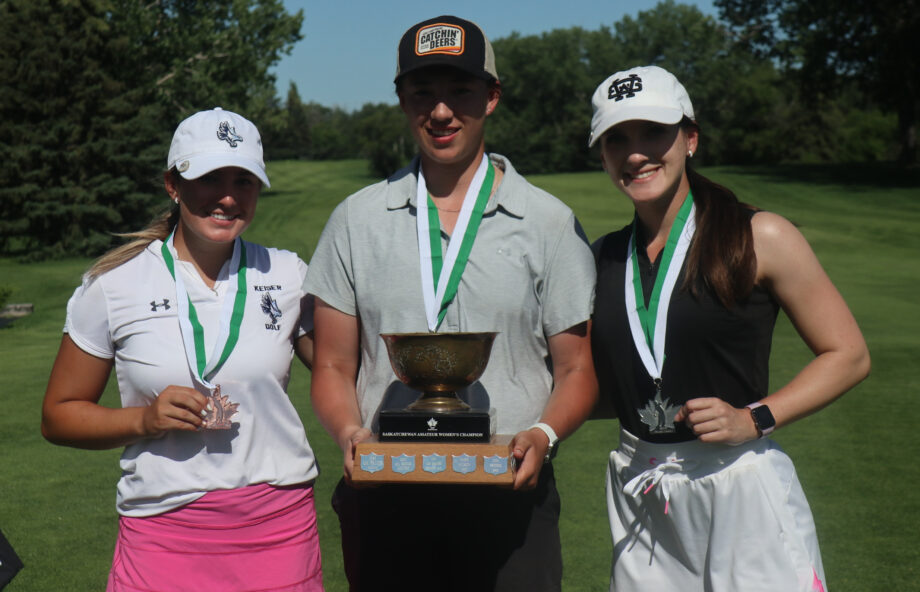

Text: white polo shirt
xmin=65 ymin=240 xmax=318 ymax=517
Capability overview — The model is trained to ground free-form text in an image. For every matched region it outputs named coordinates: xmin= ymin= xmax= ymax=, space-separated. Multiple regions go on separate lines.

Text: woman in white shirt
xmin=42 ymin=108 xmax=324 ymax=591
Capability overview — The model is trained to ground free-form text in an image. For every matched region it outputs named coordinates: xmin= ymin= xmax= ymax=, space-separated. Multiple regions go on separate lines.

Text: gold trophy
xmin=352 ymin=332 xmax=515 ymax=485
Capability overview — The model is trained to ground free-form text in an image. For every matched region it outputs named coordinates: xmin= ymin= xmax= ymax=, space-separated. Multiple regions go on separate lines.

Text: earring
xmin=173 ymin=197 xmax=179 ymax=205
xmin=687 ymin=150 xmax=694 ymax=158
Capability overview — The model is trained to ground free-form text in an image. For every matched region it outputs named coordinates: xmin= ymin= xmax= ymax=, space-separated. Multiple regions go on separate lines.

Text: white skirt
xmin=607 ymin=429 xmax=827 ymax=592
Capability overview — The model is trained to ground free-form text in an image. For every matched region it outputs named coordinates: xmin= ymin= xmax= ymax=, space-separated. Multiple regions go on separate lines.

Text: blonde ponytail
xmin=85 ymin=203 xmax=179 ymax=280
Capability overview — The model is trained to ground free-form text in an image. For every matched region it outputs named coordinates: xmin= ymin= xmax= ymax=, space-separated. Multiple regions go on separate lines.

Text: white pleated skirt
xmin=607 ymin=429 xmax=827 ymax=592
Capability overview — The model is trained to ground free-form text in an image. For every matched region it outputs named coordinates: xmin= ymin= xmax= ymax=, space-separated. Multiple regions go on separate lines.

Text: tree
xmin=490 ymin=27 xmax=599 ymax=174
xmin=715 ymin=0 xmax=920 ymax=163
xmin=488 ymin=3 xmax=789 ymax=170
xmin=0 ymin=0 xmax=303 ymax=259
xmin=262 ymin=82 xmax=311 ymax=160
xmin=353 ymin=103 xmax=415 ymax=178
xmin=0 ymin=0 xmax=163 ymax=258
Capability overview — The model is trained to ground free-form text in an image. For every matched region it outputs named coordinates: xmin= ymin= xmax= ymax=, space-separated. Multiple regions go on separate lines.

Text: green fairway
xmin=1 ymin=160 xmax=917 ymax=591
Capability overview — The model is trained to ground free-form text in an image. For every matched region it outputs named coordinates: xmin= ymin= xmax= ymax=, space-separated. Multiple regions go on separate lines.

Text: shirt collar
xmin=386 ymin=154 xmax=526 ymax=219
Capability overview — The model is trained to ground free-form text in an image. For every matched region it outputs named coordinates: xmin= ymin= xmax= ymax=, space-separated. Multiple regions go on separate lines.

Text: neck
xmin=420 ymin=147 xmax=486 ymax=200
xmin=634 ymin=177 xmax=691 ymax=260
xmin=173 ymin=224 xmax=234 ymax=287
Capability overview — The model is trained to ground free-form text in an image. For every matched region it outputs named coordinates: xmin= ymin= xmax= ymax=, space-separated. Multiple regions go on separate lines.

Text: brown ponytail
xmin=684 ymin=167 xmax=758 ymax=308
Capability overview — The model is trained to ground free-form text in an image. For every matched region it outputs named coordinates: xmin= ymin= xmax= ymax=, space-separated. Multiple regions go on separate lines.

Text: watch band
xmin=530 ymin=422 xmax=559 ymax=463
xmin=746 ymin=402 xmax=775 ymax=438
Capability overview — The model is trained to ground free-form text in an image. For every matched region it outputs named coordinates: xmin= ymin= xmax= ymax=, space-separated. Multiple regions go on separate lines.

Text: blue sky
xmin=272 ymin=1 xmax=717 ymax=111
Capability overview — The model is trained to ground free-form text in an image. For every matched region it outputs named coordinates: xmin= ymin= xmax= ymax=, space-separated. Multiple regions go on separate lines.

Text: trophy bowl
xmin=380 ymin=332 xmax=498 ymax=413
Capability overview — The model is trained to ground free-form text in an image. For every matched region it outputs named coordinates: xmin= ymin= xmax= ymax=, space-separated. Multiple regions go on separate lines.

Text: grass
xmin=1 ymin=160 xmax=918 ymax=591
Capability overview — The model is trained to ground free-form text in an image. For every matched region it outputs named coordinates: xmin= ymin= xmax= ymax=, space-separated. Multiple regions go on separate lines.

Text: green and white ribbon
xmin=161 ymin=233 xmax=248 ymax=388
xmin=624 ymin=193 xmax=695 ymax=381
xmin=416 ymin=155 xmax=494 ymax=331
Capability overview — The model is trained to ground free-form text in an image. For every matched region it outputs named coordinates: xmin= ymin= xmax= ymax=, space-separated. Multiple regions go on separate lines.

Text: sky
xmin=272 ymin=0 xmax=717 ymax=111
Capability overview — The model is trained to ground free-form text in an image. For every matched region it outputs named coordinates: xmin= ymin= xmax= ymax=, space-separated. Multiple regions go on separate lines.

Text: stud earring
xmin=173 ymin=197 xmax=179 ymax=205
xmin=687 ymin=150 xmax=694 ymax=158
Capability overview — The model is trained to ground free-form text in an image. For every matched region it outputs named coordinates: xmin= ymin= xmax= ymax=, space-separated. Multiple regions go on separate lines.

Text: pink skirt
xmin=107 ymin=483 xmax=323 ymax=592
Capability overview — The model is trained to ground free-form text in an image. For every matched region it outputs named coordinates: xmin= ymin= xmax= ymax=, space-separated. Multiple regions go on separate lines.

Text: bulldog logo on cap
xmin=416 ymin=23 xmax=464 ymax=55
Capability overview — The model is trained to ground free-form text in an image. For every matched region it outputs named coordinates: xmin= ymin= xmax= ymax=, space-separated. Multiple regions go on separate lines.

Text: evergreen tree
xmin=0 ymin=0 xmax=303 ymax=259
xmin=0 ymin=0 xmax=163 ymax=259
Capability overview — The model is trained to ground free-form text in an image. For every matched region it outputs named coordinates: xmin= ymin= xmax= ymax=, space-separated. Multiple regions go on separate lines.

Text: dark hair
xmin=684 ymin=166 xmax=758 ymax=307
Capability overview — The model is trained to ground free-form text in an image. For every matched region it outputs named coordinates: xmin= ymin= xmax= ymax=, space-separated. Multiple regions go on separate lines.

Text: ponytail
xmin=85 ymin=205 xmax=179 ymax=280
xmin=86 ymin=170 xmax=181 ymax=280
xmin=684 ymin=167 xmax=758 ymax=308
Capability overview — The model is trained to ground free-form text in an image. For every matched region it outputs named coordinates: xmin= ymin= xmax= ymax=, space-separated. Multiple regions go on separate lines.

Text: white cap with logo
xmin=589 ymin=65 xmax=695 ymax=147
xmin=167 ymin=107 xmax=270 ymax=187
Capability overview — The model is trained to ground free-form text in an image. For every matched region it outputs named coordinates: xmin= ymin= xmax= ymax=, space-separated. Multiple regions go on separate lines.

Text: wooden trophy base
xmin=352 ymin=435 xmax=515 ymax=486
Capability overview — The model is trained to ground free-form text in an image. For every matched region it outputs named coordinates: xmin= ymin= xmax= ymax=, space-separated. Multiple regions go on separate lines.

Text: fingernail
xmin=200 ymin=409 xmax=208 ymax=417
xmin=207 ymin=403 xmax=213 ymax=411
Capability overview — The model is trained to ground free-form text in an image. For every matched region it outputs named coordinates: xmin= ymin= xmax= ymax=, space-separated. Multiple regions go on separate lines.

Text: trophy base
xmin=353 ymin=435 xmax=515 ymax=485
xmin=378 ymin=408 xmax=493 ymax=442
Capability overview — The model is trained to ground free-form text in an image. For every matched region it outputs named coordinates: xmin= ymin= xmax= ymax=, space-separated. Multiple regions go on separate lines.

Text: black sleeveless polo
xmin=591 ymin=216 xmax=780 ymax=443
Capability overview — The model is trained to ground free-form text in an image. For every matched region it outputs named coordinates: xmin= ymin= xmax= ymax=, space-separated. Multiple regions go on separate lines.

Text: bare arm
xmin=676 ymin=212 xmax=870 ymax=444
xmin=294 ymin=332 xmax=314 ymax=370
xmin=310 ymin=298 xmax=369 ymax=480
xmin=511 ymin=321 xmax=599 ymax=490
xmin=42 ymin=335 xmax=209 ymax=449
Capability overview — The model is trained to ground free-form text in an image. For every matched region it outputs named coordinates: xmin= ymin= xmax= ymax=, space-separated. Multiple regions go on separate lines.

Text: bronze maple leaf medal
xmin=201 ymin=384 xmax=239 ymax=430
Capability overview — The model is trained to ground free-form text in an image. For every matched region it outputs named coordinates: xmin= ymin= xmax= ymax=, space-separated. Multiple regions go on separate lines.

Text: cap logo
xmin=178 ymin=160 xmax=190 ymax=172
xmin=216 ymin=121 xmax=243 ymax=147
xmin=608 ymin=74 xmax=643 ymax=102
xmin=416 ymin=23 xmax=464 ymax=55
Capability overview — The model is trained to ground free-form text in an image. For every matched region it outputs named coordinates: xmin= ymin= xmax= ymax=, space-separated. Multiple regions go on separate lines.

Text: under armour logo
xmin=217 ymin=121 xmax=243 ymax=147
xmin=608 ymin=74 xmax=643 ymax=101
xmin=150 ymin=299 xmax=170 ymax=311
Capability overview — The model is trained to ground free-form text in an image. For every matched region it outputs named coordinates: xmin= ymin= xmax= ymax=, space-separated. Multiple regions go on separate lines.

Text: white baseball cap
xmin=588 ymin=65 xmax=695 ymax=147
xmin=167 ymin=107 xmax=271 ymax=188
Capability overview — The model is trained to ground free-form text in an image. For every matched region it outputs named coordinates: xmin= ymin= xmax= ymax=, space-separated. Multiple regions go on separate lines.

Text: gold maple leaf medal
xmin=201 ymin=384 xmax=239 ymax=430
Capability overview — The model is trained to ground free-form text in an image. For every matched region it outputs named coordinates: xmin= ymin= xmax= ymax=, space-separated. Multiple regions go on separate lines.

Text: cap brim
xmin=176 ymin=154 xmax=271 ymax=188
xmin=394 ymin=60 xmax=496 ymax=83
xmin=588 ymin=106 xmax=685 ymax=147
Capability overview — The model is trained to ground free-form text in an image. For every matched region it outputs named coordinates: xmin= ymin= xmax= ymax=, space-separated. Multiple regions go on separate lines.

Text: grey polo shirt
xmin=305 ymin=154 xmax=595 ymax=434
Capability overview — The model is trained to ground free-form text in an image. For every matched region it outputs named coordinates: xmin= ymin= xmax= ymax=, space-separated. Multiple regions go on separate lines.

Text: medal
xmin=201 ymin=384 xmax=239 ymax=430
xmin=416 ymin=154 xmax=494 ymax=331
xmin=161 ymin=234 xmax=247 ymax=429
xmin=625 ymin=193 xmax=695 ymax=434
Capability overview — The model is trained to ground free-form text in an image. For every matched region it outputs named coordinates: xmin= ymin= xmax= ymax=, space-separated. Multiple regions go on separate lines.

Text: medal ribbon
xmin=161 ymin=233 xmax=248 ymax=386
xmin=416 ymin=155 xmax=494 ymax=331
xmin=624 ymin=193 xmax=695 ymax=381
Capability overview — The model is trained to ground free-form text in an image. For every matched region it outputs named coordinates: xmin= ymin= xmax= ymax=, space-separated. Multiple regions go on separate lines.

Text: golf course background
xmin=1 ymin=159 xmax=918 ymax=590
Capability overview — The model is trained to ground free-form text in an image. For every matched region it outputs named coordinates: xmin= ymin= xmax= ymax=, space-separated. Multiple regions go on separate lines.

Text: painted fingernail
xmin=207 ymin=403 xmax=213 ymax=411
xmin=200 ymin=409 xmax=208 ymax=417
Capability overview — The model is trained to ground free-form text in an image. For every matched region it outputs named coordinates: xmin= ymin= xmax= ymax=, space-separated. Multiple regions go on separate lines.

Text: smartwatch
xmin=530 ymin=422 xmax=559 ymax=463
xmin=746 ymin=402 xmax=776 ymax=438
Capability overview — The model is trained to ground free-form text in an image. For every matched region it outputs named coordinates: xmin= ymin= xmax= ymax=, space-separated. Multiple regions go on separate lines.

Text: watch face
xmin=751 ymin=405 xmax=776 ymax=430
